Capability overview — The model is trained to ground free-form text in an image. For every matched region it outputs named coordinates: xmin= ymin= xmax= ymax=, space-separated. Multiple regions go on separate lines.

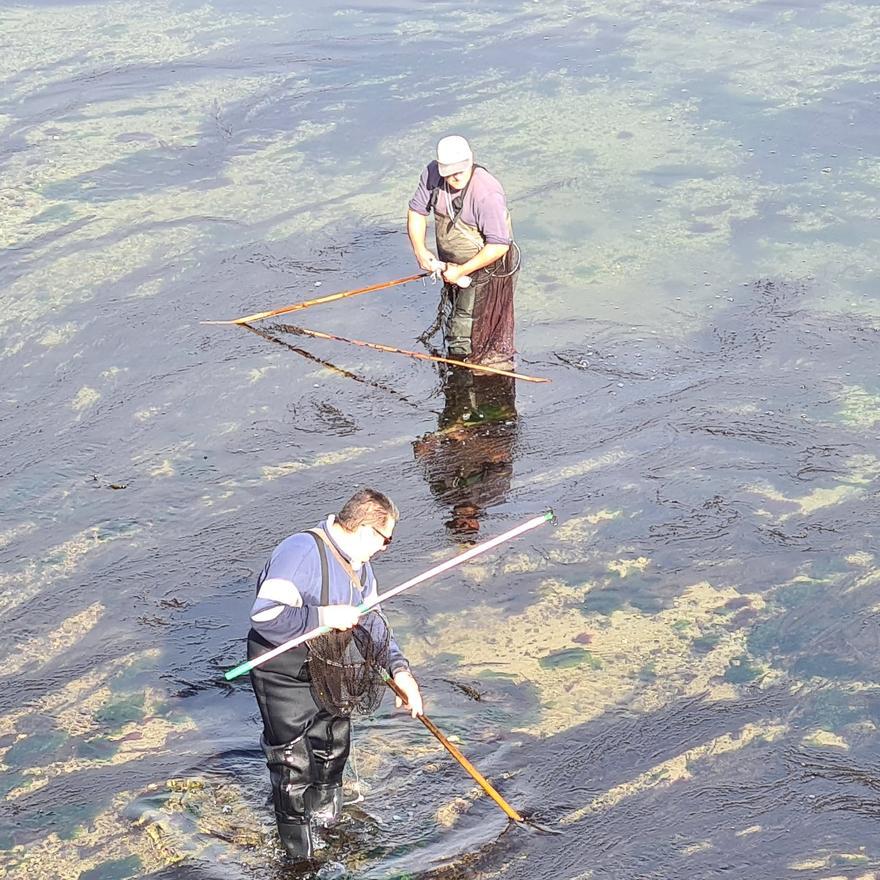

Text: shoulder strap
xmin=308 ymin=531 xmax=330 ymax=605
xmin=428 ymin=163 xmax=487 ymax=214
xmin=307 ymin=528 xmax=365 ymax=595
xmin=427 ymin=186 xmax=438 ymax=212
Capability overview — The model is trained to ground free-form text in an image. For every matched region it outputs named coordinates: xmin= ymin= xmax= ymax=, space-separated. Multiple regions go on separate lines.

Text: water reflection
xmin=413 ymin=367 xmax=517 ymax=537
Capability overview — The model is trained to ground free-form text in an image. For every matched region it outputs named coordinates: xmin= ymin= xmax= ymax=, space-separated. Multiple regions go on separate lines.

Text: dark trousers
xmin=248 ymin=631 xmax=350 ymax=856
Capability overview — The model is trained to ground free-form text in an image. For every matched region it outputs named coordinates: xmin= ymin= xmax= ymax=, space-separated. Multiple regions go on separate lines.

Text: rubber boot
xmin=262 ymin=735 xmax=317 ymax=861
xmin=310 ymin=783 xmax=344 ymax=828
xmin=276 ymin=815 xmax=315 ymax=862
xmin=306 ymin=711 xmax=350 ymax=829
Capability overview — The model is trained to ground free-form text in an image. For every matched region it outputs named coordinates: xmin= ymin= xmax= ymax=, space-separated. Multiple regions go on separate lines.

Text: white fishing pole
xmin=224 ymin=511 xmax=554 ymax=681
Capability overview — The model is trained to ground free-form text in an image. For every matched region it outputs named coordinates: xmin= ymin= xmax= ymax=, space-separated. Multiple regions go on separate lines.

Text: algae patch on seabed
xmin=746 ymin=452 xmax=880 ymax=523
xmin=2 ymin=3 xmax=294 ymax=351
xmin=560 ymin=721 xmax=786 ymax=825
xmin=0 ymin=523 xmax=141 ymax=618
xmin=838 ymin=385 xmax=880 ymax=429
xmin=0 ymin=602 xmax=104 ymax=680
xmin=802 ymin=729 xmax=849 ymax=750
xmin=382 ymin=76 xmax=757 ymax=320
xmin=260 ymin=434 xmax=414 ymax=482
xmin=37 ymin=323 xmax=79 ymax=348
xmin=408 ymin=562 xmax=768 ymax=737
xmin=2 ymin=775 xmax=267 ymax=880
xmin=623 ymin=1 xmax=880 ymax=111
xmin=0 ymin=664 xmax=196 ymax=805
xmin=71 ymin=385 xmax=101 ymax=413
xmin=0 ymin=647 xmax=247 ymax=880
xmin=132 ymin=775 xmax=267 ymax=860
xmin=0 ymin=522 xmax=38 ymax=551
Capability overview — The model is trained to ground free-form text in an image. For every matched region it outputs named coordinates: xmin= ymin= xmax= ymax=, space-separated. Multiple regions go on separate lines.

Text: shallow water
xmin=2 ymin=1 xmax=879 ymax=878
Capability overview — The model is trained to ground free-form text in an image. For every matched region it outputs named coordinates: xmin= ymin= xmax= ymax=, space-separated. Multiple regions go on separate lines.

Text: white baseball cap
xmin=436 ymin=135 xmax=473 ymax=177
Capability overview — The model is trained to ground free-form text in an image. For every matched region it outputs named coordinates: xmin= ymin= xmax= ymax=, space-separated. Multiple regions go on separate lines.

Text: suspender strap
xmin=308 ymin=531 xmax=330 ymax=605
xmin=428 ymin=163 xmax=487 ymax=216
xmin=307 ymin=528 xmax=367 ymax=597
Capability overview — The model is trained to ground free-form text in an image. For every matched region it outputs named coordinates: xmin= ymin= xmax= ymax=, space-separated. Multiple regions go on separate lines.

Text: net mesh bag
xmin=308 ymin=610 xmax=391 ymax=716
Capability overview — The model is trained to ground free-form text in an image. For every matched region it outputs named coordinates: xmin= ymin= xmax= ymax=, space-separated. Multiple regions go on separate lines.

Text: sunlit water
xmin=1 ymin=1 xmax=879 ymax=878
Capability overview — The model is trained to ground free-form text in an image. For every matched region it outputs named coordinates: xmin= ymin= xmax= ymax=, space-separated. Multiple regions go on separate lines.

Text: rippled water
xmin=2 ymin=1 xmax=879 ymax=878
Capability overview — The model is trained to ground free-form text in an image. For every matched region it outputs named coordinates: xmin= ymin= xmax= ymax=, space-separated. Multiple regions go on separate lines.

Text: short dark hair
xmin=337 ymin=488 xmax=399 ymax=531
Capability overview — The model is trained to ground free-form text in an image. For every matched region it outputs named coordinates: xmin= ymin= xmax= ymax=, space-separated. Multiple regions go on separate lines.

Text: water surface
xmin=1 ymin=1 xmax=879 ymax=878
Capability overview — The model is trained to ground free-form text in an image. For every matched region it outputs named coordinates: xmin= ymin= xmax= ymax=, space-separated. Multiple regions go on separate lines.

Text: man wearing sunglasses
xmin=407 ymin=134 xmax=520 ymax=370
xmin=246 ymin=488 xmax=423 ymax=864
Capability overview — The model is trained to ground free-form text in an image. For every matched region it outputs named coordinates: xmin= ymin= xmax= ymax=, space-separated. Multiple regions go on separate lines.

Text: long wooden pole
xmin=383 ymin=674 xmax=524 ymax=822
xmin=201 ymin=273 xmax=429 ymax=325
xmin=240 ymin=323 xmax=423 ymax=410
xmin=272 ymin=322 xmax=550 ymax=384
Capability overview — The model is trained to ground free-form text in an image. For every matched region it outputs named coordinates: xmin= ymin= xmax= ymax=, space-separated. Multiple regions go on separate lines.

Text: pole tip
xmin=544 ymin=509 xmax=557 ymax=525
xmin=224 ymin=662 xmax=249 ymax=681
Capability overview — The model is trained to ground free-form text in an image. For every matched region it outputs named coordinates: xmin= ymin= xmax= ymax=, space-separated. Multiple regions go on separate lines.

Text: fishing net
xmin=308 ymin=610 xmax=391 ymax=716
xmin=470 ymin=245 xmax=519 ymax=366
xmin=418 ymin=245 xmax=520 ymax=363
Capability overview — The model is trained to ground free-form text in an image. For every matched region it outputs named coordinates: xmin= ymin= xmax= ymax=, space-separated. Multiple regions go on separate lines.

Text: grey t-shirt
xmin=408 ymin=163 xmax=512 ymax=246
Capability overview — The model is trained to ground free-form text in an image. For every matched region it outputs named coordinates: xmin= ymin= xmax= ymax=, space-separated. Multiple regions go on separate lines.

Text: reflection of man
xmin=413 ymin=368 xmax=517 ymax=535
xmin=407 ymin=135 xmax=519 ymax=370
xmin=246 ymin=489 xmax=423 ymax=865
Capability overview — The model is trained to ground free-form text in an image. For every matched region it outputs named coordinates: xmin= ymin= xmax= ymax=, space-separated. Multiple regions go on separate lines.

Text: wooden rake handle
xmin=202 ymin=273 xmax=429 ymax=325
xmin=384 ymin=675 xmax=524 ymax=823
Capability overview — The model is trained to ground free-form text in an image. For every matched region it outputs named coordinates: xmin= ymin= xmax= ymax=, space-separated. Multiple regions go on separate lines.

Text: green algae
xmin=791 ymin=653 xmax=865 ymax=682
xmin=810 ymin=689 xmax=876 ymax=732
xmin=722 ymin=656 xmax=764 ymax=684
xmin=74 ymin=736 xmax=121 ymax=761
xmin=692 ymin=632 xmax=723 ymax=654
xmin=4 ymin=730 xmax=68 ymax=766
xmin=78 ymin=855 xmax=143 ymax=880
xmin=830 ymin=852 xmax=870 ymax=867
xmin=0 ymin=770 xmax=26 ymax=799
xmin=637 ymin=661 xmax=657 ymax=683
xmin=95 ymin=694 xmax=146 ymax=729
xmin=581 ymin=587 xmax=627 ymax=617
xmin=432 ymin=652 xmax=466 ymax=668
xmin=53 ymin=802 xmax=110 ymax=842
xmin=776 ymin=579 xmax=829 ymax=610
xmin=539 ymin=647 xmax=603 ymax=671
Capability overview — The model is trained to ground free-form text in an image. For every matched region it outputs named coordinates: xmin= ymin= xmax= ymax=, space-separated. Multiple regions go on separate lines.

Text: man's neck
xmin=327 ymin=517 xmax=364 ymax=568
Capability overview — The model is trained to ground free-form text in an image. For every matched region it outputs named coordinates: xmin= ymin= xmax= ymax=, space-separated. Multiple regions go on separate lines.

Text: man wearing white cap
xmin=407 ymin=136 xmax=519 ymax=369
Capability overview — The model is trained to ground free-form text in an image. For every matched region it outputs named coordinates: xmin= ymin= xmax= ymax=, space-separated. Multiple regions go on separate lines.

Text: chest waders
xmin=247 ymin=532 xmax=355 ymax=861
xmin=433 ymin=183 xmax=518 ymax=365
xmin=435 ymin=210 xmax=485 ymax=358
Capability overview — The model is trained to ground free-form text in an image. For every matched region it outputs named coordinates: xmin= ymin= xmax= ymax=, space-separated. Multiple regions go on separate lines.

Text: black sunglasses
xmin=371 ymin=526 xmax=393 ymax=547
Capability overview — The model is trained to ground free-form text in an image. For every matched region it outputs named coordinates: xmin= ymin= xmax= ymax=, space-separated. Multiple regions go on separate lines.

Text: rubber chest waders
xmin=432 ymin=176 xmax=515 ymax=359
xmin=247 ymin=533 xmax=352 ymax=860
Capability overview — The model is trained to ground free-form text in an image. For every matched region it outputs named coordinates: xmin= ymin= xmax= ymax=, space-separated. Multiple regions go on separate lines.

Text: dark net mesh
xmin=470 ymin=244 xmax=519 ymax=365
xmin=308 ymin=610 xmax=391 ymax=716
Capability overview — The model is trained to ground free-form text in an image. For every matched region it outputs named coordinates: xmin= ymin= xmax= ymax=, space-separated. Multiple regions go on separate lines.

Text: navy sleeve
xmin=249 ymin=535 xmax=322 ymax=646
